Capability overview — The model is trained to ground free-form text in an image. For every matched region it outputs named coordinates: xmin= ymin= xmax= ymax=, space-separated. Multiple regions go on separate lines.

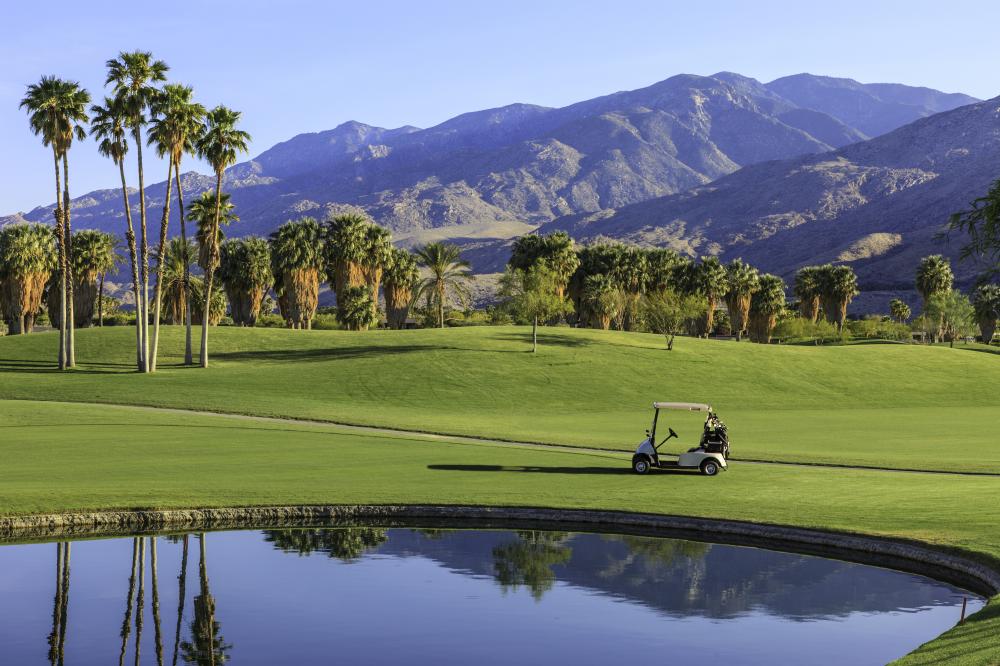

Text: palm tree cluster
xmin=0 ymin=223 xmax=56 ymax=334
xmin=19 ymin=51 xmax=250 ymax=371
xmin=518 ymin=235 xmax=788 ymax=342
xmin=792 ymin=264 xmax=860 ymax=331
xmin=972 ymin=284 xmax=1000 ymax=345
xmin=45 ymin=229 xmax=119 ymax=329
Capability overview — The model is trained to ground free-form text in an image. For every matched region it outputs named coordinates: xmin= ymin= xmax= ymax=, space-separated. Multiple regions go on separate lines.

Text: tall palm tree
xmin=270 ymin=218 xmax=324 ymax=329
xmin=135 ymin=538 xmax=146 ymax=666
xmin=195 ymin=106 xmax=250 ymax=367
xmin=323 ymin=213 xmax=370 ymax=299
xmin=724 ymin=258 xmax=760 ymax=341
xmin=748 ymin=274 xmax=786 ymax=343
xmin=689 ymin=257 xmax=728 ymax=337
xmin=106 ymin=50 xmax=169 ymax=373
xmin=149 ymin=84 xmax=206 ymax=370
xmin=889 ymin=298 xmax=911 ymax=324
xmin=793 ymin=266 xmax=823 ymax=322
xmin=218 ymin=237 xmax=272 ymax=326
xmin=582 ymin=274 xmax=621 ymax=330
xmin=47 ymin=230 xmax=118 ymax=329
xmin=91 ymin=96 xmax=143 ymax=366
xmin=818 ymin=264 xmax=859 ymax=330
xmin=155 ymin=238 xmax=196 ymax=325
xmin=612 ymin=247 xmax=648 ymax=331
xmin=47 ymin=543 xmax=64 ymax=664
xmin=0 ymin=224 xmax=56 ymax=334
xmin=180 ymin=535 xmax=231 ymax=664
xmin=412 ymin=242 xmax=473 ymax=328
xmin=20 ymin=76 xmax=89 ymax=368
xmin=383 ymin=248 xmax=420 ymax=329
xmin=972 ymin=284 xmax=1000 ymax=345
xmin=151 ymin=538 xmax=165 ymax=666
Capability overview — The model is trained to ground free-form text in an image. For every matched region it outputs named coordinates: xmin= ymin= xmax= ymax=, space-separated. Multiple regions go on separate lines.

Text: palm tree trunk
xmin=174 ymin=168 xmax=193 ymax=365
xmin=52 ymin=149 xmax=66 ymax=368
xmin=200 ymin=175 xmax=223 ymax=368
xmin=150 ymin=160 xmax=176 ymax=372
xmin=62 ymin=154 xmax=76 ymax=367
xmin=117 ymin=160 xmax=144 ymax=370
xmin=57 ymin=542 xmax=71 ymax=664
xmin=135 ymin=538 xmax=146 ymax=666
xmin=98 ymin=273 xmax=104 ymax=326
xmin=172 ymin=535 xmax=189 ymax=666
xmin=48 ymin=543 xmax=63 ymax=663
xmin=437 ymin=280 xmax=445 ymax=328
xmin=151 ymin=538 xmax=164 ymax=666
xmin=135 ymin=130 xmax=150 ymax=373
xmin=119 ymin=538 xmax=139 ymax=666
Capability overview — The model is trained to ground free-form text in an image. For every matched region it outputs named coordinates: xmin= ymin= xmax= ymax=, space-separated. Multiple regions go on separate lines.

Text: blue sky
xmin=3 ymin=0 xmax=997 ymax=213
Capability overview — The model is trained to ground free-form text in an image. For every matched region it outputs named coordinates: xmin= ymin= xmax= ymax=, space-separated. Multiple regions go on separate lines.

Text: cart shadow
xmin=427 ymin=464 xmax=692 ymax=475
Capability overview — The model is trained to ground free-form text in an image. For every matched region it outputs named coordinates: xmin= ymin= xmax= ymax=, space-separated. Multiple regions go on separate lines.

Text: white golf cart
xmin=631 ymin=402 xmax=730 ymax=476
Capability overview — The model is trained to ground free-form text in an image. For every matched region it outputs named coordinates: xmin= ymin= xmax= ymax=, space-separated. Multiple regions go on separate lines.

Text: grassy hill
xmin=1 ymin=325 xmax=998 ymax=472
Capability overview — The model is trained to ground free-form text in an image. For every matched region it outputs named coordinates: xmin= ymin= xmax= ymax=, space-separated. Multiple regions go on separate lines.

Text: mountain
xmin=0 ymin=72 xmax=980 ymax=296
xmin=537 ymin=96 xmax=1000 ymax=289
xmin=1 ymin=72 xmax=981 ymax=282
xmin=767 ymin=73 xmax=980 ymax=138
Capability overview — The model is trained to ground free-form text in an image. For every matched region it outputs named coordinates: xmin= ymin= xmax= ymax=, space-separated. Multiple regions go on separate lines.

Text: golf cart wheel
xmin=632 ymin=456 xmax=650 ymax=475
xmin=700 ymin=460 xmax=720 ymax=476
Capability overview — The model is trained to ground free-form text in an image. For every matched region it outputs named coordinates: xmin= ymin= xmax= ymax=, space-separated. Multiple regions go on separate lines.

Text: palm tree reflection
xmin=180 ymin=534 xmax=231 ymax=665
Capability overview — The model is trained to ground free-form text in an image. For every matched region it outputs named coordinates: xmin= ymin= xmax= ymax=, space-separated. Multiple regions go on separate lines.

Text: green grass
xmin=0 ymin=398 xmax=998 ymax=664
xmin=1 ymin=325 xmax=999 ymax=472
xmin=2 ymin=326 xmax=999 ymax=662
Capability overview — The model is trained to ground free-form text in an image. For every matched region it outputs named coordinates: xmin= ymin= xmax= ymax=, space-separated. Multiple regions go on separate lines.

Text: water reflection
xmin=0 ymin=527 xmax=983 ymax=666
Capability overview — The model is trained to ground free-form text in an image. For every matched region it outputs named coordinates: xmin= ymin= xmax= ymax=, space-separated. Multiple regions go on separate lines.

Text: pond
xmin=0 ymin=527 xmax=983 ymax=665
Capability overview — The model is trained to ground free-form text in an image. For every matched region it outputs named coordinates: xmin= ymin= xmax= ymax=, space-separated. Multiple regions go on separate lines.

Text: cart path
xmin=7 ymin=399 xmax=1000 ymax=478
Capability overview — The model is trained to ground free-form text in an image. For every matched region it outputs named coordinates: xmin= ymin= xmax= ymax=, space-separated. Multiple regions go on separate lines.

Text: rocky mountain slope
xmin=537 ymin=96 xmax=1000 ymax=288
xmin=3 ymin=72 xmax=976 ymax=267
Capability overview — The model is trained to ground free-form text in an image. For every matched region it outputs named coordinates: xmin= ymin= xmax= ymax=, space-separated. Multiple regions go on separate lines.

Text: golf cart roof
xmin=653 ymin=402 xmax=712 ymax=412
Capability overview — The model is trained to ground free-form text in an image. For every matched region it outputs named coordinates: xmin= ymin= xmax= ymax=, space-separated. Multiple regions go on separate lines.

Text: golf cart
xmin=631 ymin=402 xmax=730 ymax=476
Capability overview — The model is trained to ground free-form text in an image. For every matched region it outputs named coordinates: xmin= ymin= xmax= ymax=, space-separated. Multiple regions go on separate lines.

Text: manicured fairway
xmin=0 ymin=399 xmax=997 ymax=665
xmin=1 ymin=326 xmax=998 ymax=472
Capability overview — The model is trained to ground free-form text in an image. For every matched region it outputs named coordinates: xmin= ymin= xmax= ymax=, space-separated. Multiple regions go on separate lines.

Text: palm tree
xmin=323 ymin=213 xmax=370 ymax=299
xmin=793 ymin=266 xmax=823 ymax=322
xmin=972 ymin=284 xmax=1000 ymax=345
xmin=689 ymin=257 xmax=728 ymax=337
xmin=338 ymin=285 xmax=379 ymax=331
xmin=119 ymin=538 xmax=139 ymax=666
xmin=269 ymin=218 xmax=324 ymax=329
xmin=0 ymin=224 xmax=56 ymax=334
xmin=105 ymin=50 xmax=169 ymax=372
xmin=612 ymin=247 xmax=648 ymax=331
xmin=915 ymin=255 xmax=955 ymax=308
xmin=151 ymin=538 xmax=165 ymax=666
xmin=818 ymin=264 xmax=859 ymax=330
xmin=155 ymin=238 xmax=196 ymax=325
xmin=889 ymin=298 xmax=911 ymax=324
xmin=180 ymin=535 xmax=231 ymax=664
xmin=644 ymin=248 xmax=685 ymax=294
xmin=91 ymin=96 xmax=143 ymax=365
xmin=412 ymin=242 xmax=473 ymax=328
xmin=362 ymin=224 xmax=393 ymax=307
xmin=509 ymin=231 xmax=580 ymax=300
xmin=748 ymin=274 xmax=786 ymax=343
xmin=188 ymin=192 xmax=237 ymax=270
xmin=189 ymin=277 xmax=227 ymax=327
xmin=218 ymin=238 xmax=272 ymax=326
xmin=172 ymin=535 xmax=190 ymax=666
xmin=724 ymin=259 xmax=760 ymax=341
xmin=20 ymin=76 xmax=89 ymax=368
xmin=149 ymin=84 xmax=206 ymax=370
xmin=47 ymin=230 xmax=119 ymax=328
xmin=582 ymin=274 xmax=621 ymax=330
xmin=383 ymin=248 xmax=419 ymax=329
xmin=195 ymin=106 xmax=251 ymax=367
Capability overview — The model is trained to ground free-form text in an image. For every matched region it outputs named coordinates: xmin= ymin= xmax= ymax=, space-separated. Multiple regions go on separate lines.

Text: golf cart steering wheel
xmin=668 ymin=427 xmax=678 ymax=439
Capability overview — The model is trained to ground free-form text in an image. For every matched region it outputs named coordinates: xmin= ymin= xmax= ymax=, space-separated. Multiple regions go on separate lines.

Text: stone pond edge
xmin=1 ymin=504 xmax=998 ymax=597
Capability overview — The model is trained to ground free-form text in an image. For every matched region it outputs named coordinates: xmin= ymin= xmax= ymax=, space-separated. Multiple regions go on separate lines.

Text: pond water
xmin=0 ymin=527 xmax=982 ymax=665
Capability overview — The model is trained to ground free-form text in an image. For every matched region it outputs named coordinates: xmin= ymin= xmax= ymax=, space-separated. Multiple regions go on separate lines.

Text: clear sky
xmin=3 ymin=0 xmax=997 ymax=213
